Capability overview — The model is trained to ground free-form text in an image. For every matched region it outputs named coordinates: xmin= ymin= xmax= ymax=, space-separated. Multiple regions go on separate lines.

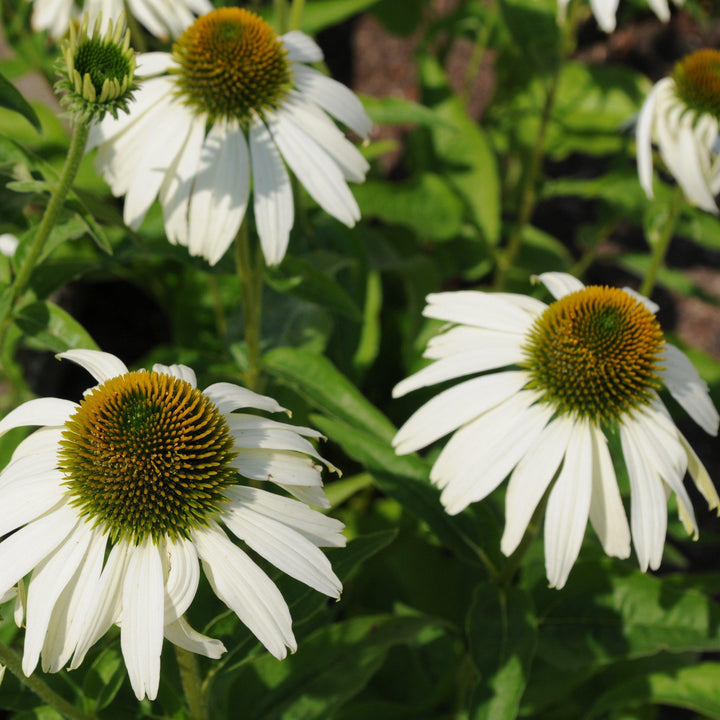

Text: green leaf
xmin=311 ymin=413 xmax=502 ymax=570
xmin=298 ymin=0 xmax=385 ymax=33
xmin=14 ymin=300 xmax=99 ymax=353
xmin=589 ymin=662 xmax=720 ymax=718
xmin=430 ymin=95 xmax=501 ymax=245
xmin=83 ymin=647 xmax=125 ymax=710
xmin=467 ymin=583 xmax=537 ymax=720
xmin=264 ymin=346 xmax=396 ymax=442
xmin=0 ymin=73 xmax=40 ymax=132
xmin=266 ymin=255 xmax=361 ymax=320
xmin=535 ymin=560 xmax=720 ymax=671
xmin=370 ymin=0 xmax=425 ymax=34
xmin=354 ymin=174 xmax=465 ymax=241
xmin=222 ymin=614 xmax=439 ymax=720
xmin=361 ymin=95 xmax=451 ymax=128
xmin=353 ymin=270 xmax=382 ymax=373
xmin=5 ymin=179 xmax=51 ymax=195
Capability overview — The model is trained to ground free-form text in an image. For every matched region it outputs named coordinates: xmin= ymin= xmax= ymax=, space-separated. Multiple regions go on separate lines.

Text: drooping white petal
xmin=423 ymin=325 xmax=526 ymax=360
xmin=71 ymin=541 xmax=133 ymax=669
xmin=544 ymin=419 xmax=593 ymax=589
xmin=645 ymin=0 xmax=671 ymax=20
xmin=589 ymin=0 xmax=619 ymax=31
xmin=225 ymin=486 xmax=345 ymax=547
xmin=232 ymin=449 xmax=324 ymax=487
xmin=23 ymin=523 xmax=92 ymax=676
xmin=501 ymin=415 xmax=575 ymax=556
xmin=0 ymin=449 xmax=60 ymax=491
xmin=58 ymin=349 xmax=128 ymax=384
xmin=163 ymin=537 xmax=200 ymax=625
xmin=277 ymin=483 xmax=331 ymax=508
xmin=393 ymin=371 xmax=528 ymax=454
xmin=152 ymin=363 xmax=197 ymax=388
xmin=587 ymin=423 xmax=631 ymax=558
xmin=423 ymin=291 xmax=539 ymax=335
xmin=229 ymin=428 xmax=329 ymax=469
xmin=535 ymin=272 xmax=585 ymax=300
xmin=661 ymin=343 xmax=719 ymax=435
xmin=41 ymin=531 xmax=108 ymax=672
xmin=194 ymin=522 xmax=296 ymax=659
xmin=203 ymin=383 xmax=287 ymax=415
xmin=0 ymin=469 xmax=66 ymax=537
xmin=269 ymin=112 xmax=360 ymax=227
xmin=678 ymin=431 xmax=720 ymax=513
xmin=188 ymin=119 xmax=250 ymax=265
xmin=223 ymin=503 xmax=341 ymax=597
xmin=0 ymin=504 xmax=78 ymax=601
xmin=164 ymin=617 xmax=226 ymax=659
xmin=9 ymin=427 xmax=63 ymax=464
xmin=435 ymin=392 xmax=551 ymax=514
xmin=636 ymin=80 xmax=665 ymax=199
xmin=249 ymin=119 xmax=294 ymax=266
xmin=0 ymin=398 xmax=76 ymax=436
xmin=121 ymin=538 xmax=164 ymax=701
xmin=225 ymin=414 xmax=323 ymax=439
xmin=282 ymin=31 xmax=323 ymax=63
xmin=621 ymin=419 xmax=667 ymax=572
xmin=292 ymin=63 xmax=372 ymax=138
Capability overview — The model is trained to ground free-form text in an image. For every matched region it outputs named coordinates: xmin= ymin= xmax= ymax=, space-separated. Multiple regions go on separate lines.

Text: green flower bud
xmin=55 ymin=13 xmax=137 ymax=125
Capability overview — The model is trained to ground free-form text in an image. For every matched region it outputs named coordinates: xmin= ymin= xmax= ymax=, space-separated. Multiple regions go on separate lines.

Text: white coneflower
xmin=30 ymin=0 xmax=211 ymax=41
xmin=393 ymin=272 xmax=719 ymax=588
xmin=637 ymin=49 xmax=720 ymax=214
xmin=88 ymin=7 xmax=371 ymax=267
xmin=0 ymin=350 xmax=344 ymax=700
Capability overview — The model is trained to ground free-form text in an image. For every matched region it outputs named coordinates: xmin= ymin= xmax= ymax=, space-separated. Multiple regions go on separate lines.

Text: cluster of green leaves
xmin=0 ymin=0 xmax=719 ymax=718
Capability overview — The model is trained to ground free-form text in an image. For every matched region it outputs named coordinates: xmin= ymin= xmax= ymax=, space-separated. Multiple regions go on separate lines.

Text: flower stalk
xmin=176 ymin=645 xmax=208 ymax=720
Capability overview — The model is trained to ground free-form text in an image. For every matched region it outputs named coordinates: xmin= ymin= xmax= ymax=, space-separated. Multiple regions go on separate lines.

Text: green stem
xmin=0 ymin=641 xmax=89 ymax=720
xmin=0 ymin=121 xmax=90 ymax=363
xmin=639 ymin=186 xmax=684 ymax=298
xmin=289 ymin=0 xmax=306 ymax=31
xmin=234 ymin=222 xmax=264 ymax=392
xmin=175 ymin=646 xmax=207 ymax=720
xmin=493 ymin=64 xmax=562 ymax=290
xmin=273 ymin=0 xmax=288 ymax=33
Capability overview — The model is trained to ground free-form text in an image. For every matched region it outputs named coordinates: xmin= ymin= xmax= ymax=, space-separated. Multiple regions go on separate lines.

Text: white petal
xmin=661 ymin=344 xmax=719 ymax=435
xmin=589 ymin=0 xmax=619 ymax=31
xmin=232 ymin=449 xmax=324 ymax=487
xmin=135 ymin=51 xmax=175 ymax=76
xmin=229 ymin=428 xmax=328 ymax=468
xmin=250 ymin=119 xmax=294 ymax=266
xmin=433 ymin=391 xmax=550 ymax=514
xmin=23 ymin=523 xmax=92 ymax=676
xmin=423 ymin=325 xmax=525 ymax=360
xmin=269 ymin=112 xmax=360 ymax=227
xmin=535 ymin=272 xmax=585 ymax=300
xmin=0 ymin=398 xmax=76 ymax=436
xmin=277 ymin=483 xmax=330 ymax=508
xmin=621 ymin=419 xmax=667 ymax=571
xmin=678 ymin=431 xmax=720 ymax=513
xmin=587 ymin=424 xmax=631 ymax=558
xmin=188 ymin=120 xmax=250 ymax=265
xmin=225 ymin=414 xmax=323 ymax=439
xmin=163 ymin=537 xmax=199 ymax=624
xmin=622 ymin=286 xmax=659 ymax=315
xmin=544 ymin=419 xmax=593 ymax=589
xmin=70 ymin=541 xmax=133 ymax=669
xmin=282 ymin=31 xmax=323 ymax=63
xmin=0 ymin=469 xmax=66 ymax=537
xmin=225 ymin=486 xmax=345 ymax=547
xmin=292 ymin=63 xmax=371 ymax=138
xmin=223 ymin=503 xmax=341 ymax=597
xmin=41 ymin=531 xmax=108 ymax=672
xmin=0 ymin=505 xmax=78 ymax=600
xmin=645 ymin=0 xmax=671 ymax=21
xmin=203 ymin=383 xmax=287 ymax=415
xmin=393 ymin=371 xmax=528 ymax=454
xmin=501 ymin=415 xmax=575 ymax=556
xmin=164 ymin=617 xmax=226 ymax=659
xmin=152 ymin=363 xmax=197 ymax=387
xmin=636 ymin=80 xmax=664 ymax=199
xmin=121 ymin=538 xmax=164 ymax=701
xmin=423 ymin=291 xmax=539 ymax=334
xmin=9 ymin=427 xmax=63 ymax=464
xmin=193 ymin=522 xmax=296 ymax=659
xmin=58 ymin=349 xmax=128 ymax=384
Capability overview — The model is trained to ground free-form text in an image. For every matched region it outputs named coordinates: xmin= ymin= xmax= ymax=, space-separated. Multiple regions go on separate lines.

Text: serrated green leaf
xmin=589 ymin=662 xmax=720 ymax=718
xmin=14 ymin=300 xmax=99 ymax=353
xmin=353 ymin=174 xmax=464 ymax=241
xmin=221 ymin=614 xmax=439 ymax=720
xmin=264 ymin=346 xmax=396 ymax=442
xmin=0 ymin=73 xmax=40 ymax=132
xmin=467 ymin=583 xmax=537 ymax=720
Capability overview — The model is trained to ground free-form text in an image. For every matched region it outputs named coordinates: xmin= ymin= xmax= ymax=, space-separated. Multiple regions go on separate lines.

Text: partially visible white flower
xmin=88 ymin=7 xmax=371 ymax=267
xmin=393 ymin=273 xmax=719 ymax=589
xmin=30 ymin=0 xmax=212 ymax=41
xmin=558 ymin=0 xmax=682 ymax=33
xmin=0 ymin=234 xmax=19 ymax=258
xmin=637 ymin=50 xmax=720 ymax=214
xmin=0 ymin=350 xmax=344 ymax=700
